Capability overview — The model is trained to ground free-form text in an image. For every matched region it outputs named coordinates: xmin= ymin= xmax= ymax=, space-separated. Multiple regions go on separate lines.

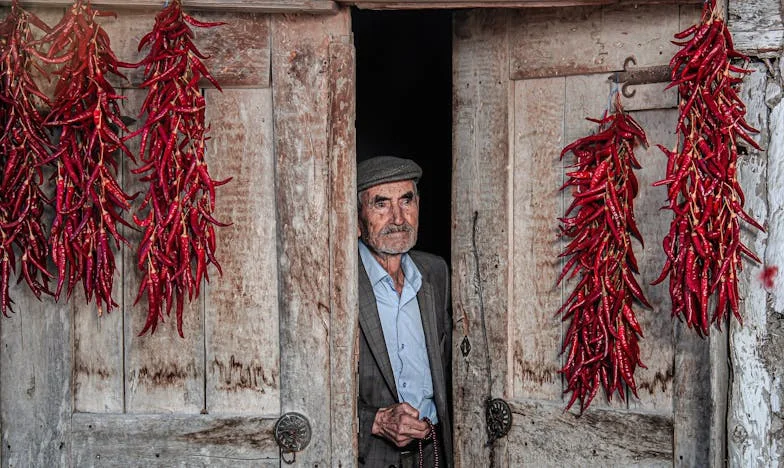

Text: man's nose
xmin=391 ymin=204 xmax=405 ymax=224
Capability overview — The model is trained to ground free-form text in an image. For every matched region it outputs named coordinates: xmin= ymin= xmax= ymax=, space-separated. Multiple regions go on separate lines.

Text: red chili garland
xmin=652 ymin=0 xmax=762 ymax=336
xmin=36 ymin=0 xmax=136 ymax=315
xmin=131 ymin=0 xmax=228 ymax=336
xmin=557 ymin=95 xmax=649 ymax=413
xmin=0 ymin=1 xmax=54 ymax=316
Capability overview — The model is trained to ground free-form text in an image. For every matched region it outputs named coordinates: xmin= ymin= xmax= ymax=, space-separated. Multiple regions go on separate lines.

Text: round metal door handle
xmin=485 ymin=398 xmax=512 ymax=443
xmin=274 ymin=411 xmax=311 ymax=463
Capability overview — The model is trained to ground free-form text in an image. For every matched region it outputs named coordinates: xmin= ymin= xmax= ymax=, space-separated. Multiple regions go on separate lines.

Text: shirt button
xmin=402 ymin=382 xmax=407 ymax=388
xmin=401 ymin=343 xmax=405 ymax=349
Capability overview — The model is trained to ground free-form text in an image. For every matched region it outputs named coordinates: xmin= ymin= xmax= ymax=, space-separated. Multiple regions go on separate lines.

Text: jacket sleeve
xmin=357 ymin=401 xmax=378 ymax=462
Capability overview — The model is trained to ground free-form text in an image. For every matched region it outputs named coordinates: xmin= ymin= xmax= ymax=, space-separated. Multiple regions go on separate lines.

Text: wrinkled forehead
xmin=361 ymin=179 xmax=418 ymax=200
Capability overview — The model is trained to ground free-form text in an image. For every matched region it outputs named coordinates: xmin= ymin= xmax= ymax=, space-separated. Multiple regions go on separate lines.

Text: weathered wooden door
xmin=0 ymin=8 xmax=356 ymax=467
xmin=451 ymin=5 xmax=748 ymax=467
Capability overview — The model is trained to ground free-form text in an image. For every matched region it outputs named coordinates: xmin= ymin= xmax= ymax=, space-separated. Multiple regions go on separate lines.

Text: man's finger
xmin=396 ymin=402 xmax=420 ymax=418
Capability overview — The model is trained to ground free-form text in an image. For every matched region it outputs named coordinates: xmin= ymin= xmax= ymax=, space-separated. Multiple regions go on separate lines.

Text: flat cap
xmin=357 ymin=156 xmax=422 ymax=192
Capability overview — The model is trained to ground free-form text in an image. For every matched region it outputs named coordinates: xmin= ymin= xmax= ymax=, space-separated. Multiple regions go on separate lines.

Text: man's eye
xmin=374 ymin=201 xmax=387 ymax=209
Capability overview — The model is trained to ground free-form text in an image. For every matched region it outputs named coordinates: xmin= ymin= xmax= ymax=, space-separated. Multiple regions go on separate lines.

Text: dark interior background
xmin=352 ymin=8 xmax=453 ymax=264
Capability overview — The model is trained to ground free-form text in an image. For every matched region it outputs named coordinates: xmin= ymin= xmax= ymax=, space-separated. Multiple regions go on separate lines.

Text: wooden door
xmin=451 ymin=5 xmax=735 ymax=467
xmin=0 ymin=8 xmax=356 ymax=467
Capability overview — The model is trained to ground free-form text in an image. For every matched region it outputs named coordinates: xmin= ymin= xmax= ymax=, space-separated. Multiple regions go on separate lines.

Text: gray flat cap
xmin=357 ymin=156 xmax=422 ymax=192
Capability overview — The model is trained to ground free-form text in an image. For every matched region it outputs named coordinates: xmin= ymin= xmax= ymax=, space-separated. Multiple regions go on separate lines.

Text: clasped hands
xmin=372 ymin=402 xmax=432 ymax=447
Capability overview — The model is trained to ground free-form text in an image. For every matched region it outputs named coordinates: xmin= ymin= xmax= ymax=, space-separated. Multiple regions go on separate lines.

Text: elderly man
xmin=356 ymin=156 xmax=452 ymax=468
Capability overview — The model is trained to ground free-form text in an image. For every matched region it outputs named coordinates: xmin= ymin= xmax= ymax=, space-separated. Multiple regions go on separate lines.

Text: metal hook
xmin=621 ymin=57 xmax=637 ymax=98
xmin=608 ymin=56 xmax=671 ymax=100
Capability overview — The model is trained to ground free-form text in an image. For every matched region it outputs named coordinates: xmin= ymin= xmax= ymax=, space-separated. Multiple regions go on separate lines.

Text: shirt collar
xmin=359 ymin=240 xmax=422 ymax=292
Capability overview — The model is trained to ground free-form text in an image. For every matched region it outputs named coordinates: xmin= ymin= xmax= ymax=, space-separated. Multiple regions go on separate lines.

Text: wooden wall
xmin=0 ymin=5 xmax=355 ymax=467
xmin=727 ymin=1 xmax=783 ymax=466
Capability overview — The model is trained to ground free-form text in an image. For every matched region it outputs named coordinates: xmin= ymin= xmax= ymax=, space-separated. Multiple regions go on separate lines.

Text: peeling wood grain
xmin=71 ymin=413 xmax=278 ymax=467
xmin=203 ymin=88 xmax=280 ymax=415
xmin=327 ymin=36 xmax=359 ymax=466
xmin=729 ymin=0 xmax=784 ymax=57
xmin=509 ymin=5 xmax=682 ymax=80
xmin=452 ymin=9 xmax=510 ymax=465
xmin=511 ymin=77 xmax=564 ymax=402
xmin=728 ymin=62 xmax=777 ymax=468
xmin=271 ymin=10 xmax=350 ymax=465
xmin=100 ymin=10 xmax=272 ymax=89
xmin=121 ymin=89 xmax=205 ymax=414
xmin=768 ymin=62 xmax=784 ymax=317
xmin=507 ymin=400 xmax=672 ymax=466
xmin=761 ymin=64 xmax=784 ymax=466
xmin=0 ymin=294 xmax=71 ymax=467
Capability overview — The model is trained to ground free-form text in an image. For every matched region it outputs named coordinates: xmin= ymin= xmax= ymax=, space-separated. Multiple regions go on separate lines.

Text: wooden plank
xmin=625 ymin=109 xmax=675 ymax=413
xmin=729 ymin=0 xmax=784 ymax=57
xmin=507 ymin=400 xmax=672 ymax=466
xmin=452 ymin=8 xmax=510 ymax=465
xmin=679 ymin=2 xmax=701 ymax=30
xmin=122 ymin=88 xmax=205 ymax=414
xmin=352 ymin=0 xmax=699 ymax=8
xmin=72 ymin=237 xmax=125 ymax=413
xmin=71 ymin=413 xmax=278 ymax=467
xmin=0 ymin=0 xmax=337 ymax=13
xmin=72 ymin=87 xmax=132 ymax=414
xmin=728 ymin=62 xmax=777 ymax=467
xmin=509 ymin=4 xmax=682 ymax=80
xmin=558 ymin=75 xmax=624 ymax=410
xmin=768 ymin=58 xmax=784 ymax=321
xmin=510 ymin=77 xmax=564 ymax=402
xmin=327 ymin=36 xmax=359 ymax=466
xmin=100 ymin=11 xmax=271 ymax=89
xmin=673 ymin=322 xmax=711 ymax=466
xmin=271 ymin=10 xmax=350 ymax=465
xmin=202 ymin=88 xmax=279 ymax=415
xmin=0 ymin=295 xmax=71 ymax=467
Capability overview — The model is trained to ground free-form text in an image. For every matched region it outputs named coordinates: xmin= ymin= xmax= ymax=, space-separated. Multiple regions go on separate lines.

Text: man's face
xmin=358 ymin=180 xmax=419 ymax=255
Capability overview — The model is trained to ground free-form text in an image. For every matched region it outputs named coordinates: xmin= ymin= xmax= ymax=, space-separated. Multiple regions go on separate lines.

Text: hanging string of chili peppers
xmin=35 ymin=0 xmax=136 ymax=315
xmin=0 ymin=0 xmax=54 ymax=316
xmin=652 ymin=0 xmax=763 ymax=336
xmin=557 ymin=94 xmax=649 ymax=413
xmin=131 ymin=0 xmax=228 ymax=336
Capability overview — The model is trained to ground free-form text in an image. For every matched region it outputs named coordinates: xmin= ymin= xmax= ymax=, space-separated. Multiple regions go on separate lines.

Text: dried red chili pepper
xmin=35 ymin=0 xmax=136 ymax=315
xmin=0 ymin=0 xmax=54 ymax=316
xmin=654 ymin=0 xmax=762 ymax=336
xmin=131 ymin=0 xmax=228 ymax=336
xmin=557 ymin=95 xmax=649 ymax=413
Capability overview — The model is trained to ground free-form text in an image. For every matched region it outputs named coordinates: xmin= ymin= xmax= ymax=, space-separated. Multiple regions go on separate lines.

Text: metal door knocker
xmin=274 ymin=412 xmax=311 ymax=464
xmin=485 ymin=398 xmax=512 ymax=444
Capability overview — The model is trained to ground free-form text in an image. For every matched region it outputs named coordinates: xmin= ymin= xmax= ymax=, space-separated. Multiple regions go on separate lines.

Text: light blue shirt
xmin=359 ymin=241 xmax=437 ymax=423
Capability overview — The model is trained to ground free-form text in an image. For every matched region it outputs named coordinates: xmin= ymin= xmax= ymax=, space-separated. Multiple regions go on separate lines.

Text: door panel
xmin=453 ymin=6 xmax=722 ymax=467
xmin=1 ymin=9 xmax=356 ymax=467
xmin=510 ymin=77 xmax=564 ymax=402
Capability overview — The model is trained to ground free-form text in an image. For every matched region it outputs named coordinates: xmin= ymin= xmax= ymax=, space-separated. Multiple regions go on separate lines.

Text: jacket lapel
xmin=358 ymin=259 xmax=398 ymax=399
xmin=415 ymin=263 xmax=448 ymax=425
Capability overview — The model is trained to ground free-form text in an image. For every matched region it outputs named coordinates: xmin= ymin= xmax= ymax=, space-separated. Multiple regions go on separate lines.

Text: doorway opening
xmin=352 ymin=8 xmax=453 ymax=264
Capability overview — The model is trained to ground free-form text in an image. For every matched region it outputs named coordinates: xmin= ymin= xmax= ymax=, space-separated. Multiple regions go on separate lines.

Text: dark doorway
xmin=352 ymin=8 xmax=452 ymax=264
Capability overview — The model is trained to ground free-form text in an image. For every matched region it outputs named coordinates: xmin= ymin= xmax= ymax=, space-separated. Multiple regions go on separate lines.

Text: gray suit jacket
xmin=358 ymin=250 xmax=453 ymax=468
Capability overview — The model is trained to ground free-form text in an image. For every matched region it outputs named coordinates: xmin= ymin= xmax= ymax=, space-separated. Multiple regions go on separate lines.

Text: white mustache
xmin=381 ymin=224 xmax=414 ymax=235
